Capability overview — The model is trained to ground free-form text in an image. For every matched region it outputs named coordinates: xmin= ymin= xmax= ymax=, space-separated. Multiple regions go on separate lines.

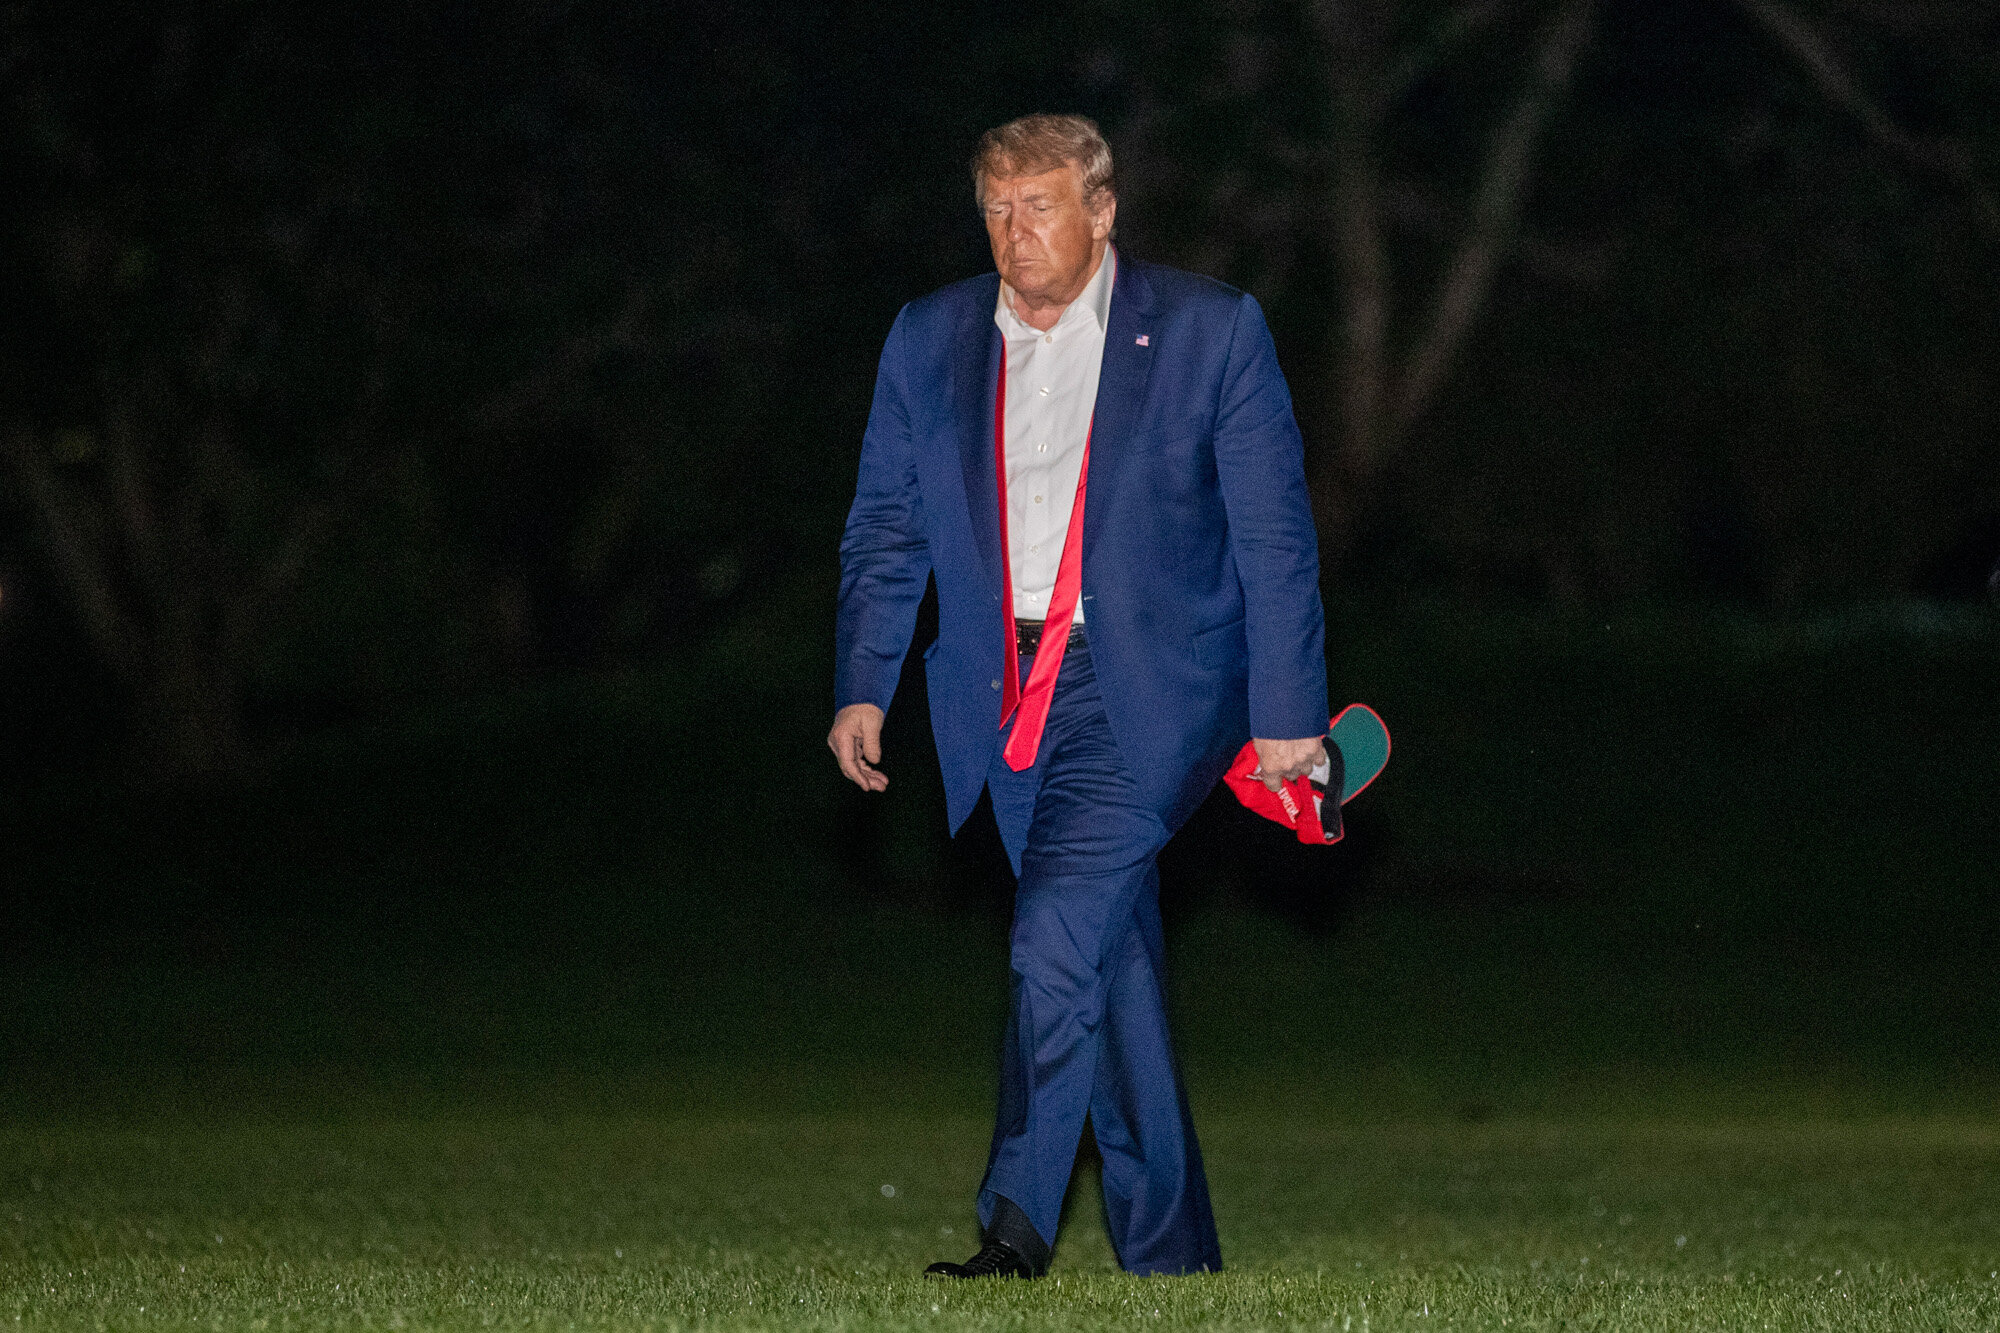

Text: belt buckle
xmin=1013 ymin=619 xmax=1081 ymax=657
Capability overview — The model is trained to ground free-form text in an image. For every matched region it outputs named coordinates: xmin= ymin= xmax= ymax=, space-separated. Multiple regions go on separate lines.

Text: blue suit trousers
xmin=976 ymin=637 xmax=1223 ymax=1276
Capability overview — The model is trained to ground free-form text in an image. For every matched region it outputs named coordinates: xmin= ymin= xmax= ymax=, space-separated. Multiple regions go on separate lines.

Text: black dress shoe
xmin=924 ymin=1240 xmax=1037 ymax=1279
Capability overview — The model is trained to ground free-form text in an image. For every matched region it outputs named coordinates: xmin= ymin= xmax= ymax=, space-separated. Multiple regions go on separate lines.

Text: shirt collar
xmin=996 ymin=245 xmax=1116 ymax=337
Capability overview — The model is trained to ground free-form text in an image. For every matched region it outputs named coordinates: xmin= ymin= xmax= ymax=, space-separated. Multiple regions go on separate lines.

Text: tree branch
xmin=1381 ymin=0 xmax=1518 ymax=110
xmin=221 ymin=367 xmax=389 ymax=662
xmin=1330 ymin=119 xmax=1392 ymax=479
xmin=1396 ymin=0 xmax=1595 ymax=437
xmin=1313 ymin=0 xmax=1395 ymax=494
xmin=1738 ymin=0 xmax=2000 ymax=242
xmin=2 ymin=428 xmax=146 ymax=688
xmin=101 ymin=397 xmax=183 ymax=631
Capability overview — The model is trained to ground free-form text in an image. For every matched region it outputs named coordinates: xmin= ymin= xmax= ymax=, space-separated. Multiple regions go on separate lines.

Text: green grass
xmin=6 ymin=1093 xmax=2000 ymax=1330
xmin=5 ymin=592 xmax=1998 ymax=1329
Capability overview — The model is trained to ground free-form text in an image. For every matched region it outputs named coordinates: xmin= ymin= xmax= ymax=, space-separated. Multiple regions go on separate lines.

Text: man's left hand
xmin=1252 ymin=736 xmax=1326 ymax=791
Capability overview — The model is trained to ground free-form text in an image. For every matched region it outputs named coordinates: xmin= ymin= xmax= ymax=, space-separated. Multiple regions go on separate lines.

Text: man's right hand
xmin=828 ymin=703 xmax=888 ymax=792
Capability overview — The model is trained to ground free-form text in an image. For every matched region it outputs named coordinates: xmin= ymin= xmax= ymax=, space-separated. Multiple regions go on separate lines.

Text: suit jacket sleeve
xmin=835 ymin=306 xmax=932 ymax=714
xmin=1212 ymin=293 xmax=1330 ymax=739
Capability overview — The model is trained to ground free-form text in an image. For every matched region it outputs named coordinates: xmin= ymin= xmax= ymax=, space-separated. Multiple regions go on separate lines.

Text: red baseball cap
xmin=1222 ymin=704 xmax=1390 ymax=846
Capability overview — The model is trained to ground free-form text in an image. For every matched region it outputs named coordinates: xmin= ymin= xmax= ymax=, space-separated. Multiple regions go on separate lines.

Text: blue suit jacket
xmin=836 ymin=255 xmax=1329 ymax=834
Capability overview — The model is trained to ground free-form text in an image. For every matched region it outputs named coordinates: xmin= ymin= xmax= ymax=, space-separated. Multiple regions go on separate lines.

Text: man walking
xmin=828 ymin=114 xmax=1328 ymax=1278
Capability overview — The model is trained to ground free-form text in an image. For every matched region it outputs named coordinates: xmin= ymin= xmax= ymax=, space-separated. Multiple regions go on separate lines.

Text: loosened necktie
xmin=992 ymin=341 xmax=1092 ymax=771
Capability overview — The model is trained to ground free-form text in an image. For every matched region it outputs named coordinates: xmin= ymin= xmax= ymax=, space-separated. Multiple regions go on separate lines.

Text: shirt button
xmin=1038 ymin=386 xmax=1050 ymax=396
xmin=1043 ymin=334 xmax=1053 ymax=343
xmin=1033 ymin=495 xmax=1043 ymax=503
xmin=1037 ymin=443 xmax=1047 ymax=452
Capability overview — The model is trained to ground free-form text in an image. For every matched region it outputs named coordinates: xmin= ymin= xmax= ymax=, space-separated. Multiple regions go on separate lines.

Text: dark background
xmin=1 ymin=0 xmax=1996 ymax=1114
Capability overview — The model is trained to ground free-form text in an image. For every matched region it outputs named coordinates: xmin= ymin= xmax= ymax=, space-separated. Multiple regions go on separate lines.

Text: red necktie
xmin=993 ymin=341 xmax=1092 ymax=771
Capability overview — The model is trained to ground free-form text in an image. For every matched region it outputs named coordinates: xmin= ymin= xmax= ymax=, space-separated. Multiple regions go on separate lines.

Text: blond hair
xmin=971 ymin=114 xmax=1116 ymax=211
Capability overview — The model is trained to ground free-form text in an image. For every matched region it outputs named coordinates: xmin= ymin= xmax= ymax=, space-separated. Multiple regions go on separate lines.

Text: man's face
xmin=981 ymin=163 xmax=1115 ymax=308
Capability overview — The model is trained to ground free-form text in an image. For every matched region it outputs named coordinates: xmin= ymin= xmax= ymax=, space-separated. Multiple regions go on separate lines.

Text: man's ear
xmin=1092 ymin=197 xmax=1117 ymax=242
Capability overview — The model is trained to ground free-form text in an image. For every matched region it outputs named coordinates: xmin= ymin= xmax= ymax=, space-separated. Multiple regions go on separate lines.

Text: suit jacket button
xmin=991 ymin=679 xmax=1001 ymax=690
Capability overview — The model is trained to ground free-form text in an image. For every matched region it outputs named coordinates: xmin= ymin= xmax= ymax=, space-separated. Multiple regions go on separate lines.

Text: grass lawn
xmin=6 ymin=1088 xmax=2000 ymax=1331
xmin=5 ymin=593 xmax=1997 ymax=1329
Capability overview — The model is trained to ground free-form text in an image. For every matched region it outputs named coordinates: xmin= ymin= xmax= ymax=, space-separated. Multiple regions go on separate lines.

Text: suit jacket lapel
xmin=954 ymin=278 xmax=1005 ymax=606
xmin=1084 ymin=253 xmax=1157 ymax=557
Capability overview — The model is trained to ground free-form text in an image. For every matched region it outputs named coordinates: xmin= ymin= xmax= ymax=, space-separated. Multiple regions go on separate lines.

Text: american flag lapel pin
xmin=1135 ymin=334 xmax=1149 ymax=346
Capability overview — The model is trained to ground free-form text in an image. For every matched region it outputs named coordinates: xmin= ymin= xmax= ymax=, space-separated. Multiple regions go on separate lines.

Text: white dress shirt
xmin=994 ymin=246 xmax=1114 ymax=625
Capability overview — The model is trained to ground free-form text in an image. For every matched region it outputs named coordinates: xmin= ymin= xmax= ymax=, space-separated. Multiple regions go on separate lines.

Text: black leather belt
xmin=1016 ymin=618 xmax=1086 ymax=656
